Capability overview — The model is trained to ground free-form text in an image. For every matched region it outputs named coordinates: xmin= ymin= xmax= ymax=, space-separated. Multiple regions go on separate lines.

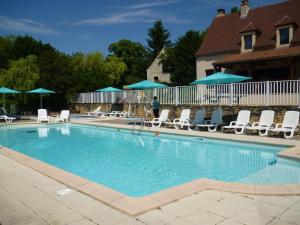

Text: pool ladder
xmin=131 ymin=118 xmax=146 ymax=135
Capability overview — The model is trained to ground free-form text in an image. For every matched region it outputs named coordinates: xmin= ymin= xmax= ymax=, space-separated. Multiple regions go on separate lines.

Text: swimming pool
xmin=1 ymin=124 xmax=300 ymax=197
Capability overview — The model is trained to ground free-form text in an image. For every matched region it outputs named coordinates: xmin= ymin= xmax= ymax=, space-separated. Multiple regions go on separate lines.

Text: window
xmin=244 ymin=34 xmax=253 ymax=50
xmin=154 ymin=76 xmax=159 ymax=82
xmin=279 ymin=28 xmax=289 ymax=45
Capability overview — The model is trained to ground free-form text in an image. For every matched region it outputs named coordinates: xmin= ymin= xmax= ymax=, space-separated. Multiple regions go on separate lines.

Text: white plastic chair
xmin=55 ymin=110 xmax=70 ymax=123
xmin=197 ymin=108 xmax=223 ymax=132
xmin=245 ymin=110 xmax=275 ymax=136
xmin=87 ymin=107 xmax=104 ymax=116
xmin=181 ymin=109 xmax=206 ymax=131
xmin=222 ymin=110 xmax=250 ymax=134
xmin=37 ymin=109 xmax=49 ymax=123
xmin=268 ymin=111 xmax=299 ymax=139
xmin=0 ymin=115 xmax=16 ymax=123
xmin=151 ymin=109 xmax=171 ymax=128
xmin=173 ymin=109 xmax=191 ymax=129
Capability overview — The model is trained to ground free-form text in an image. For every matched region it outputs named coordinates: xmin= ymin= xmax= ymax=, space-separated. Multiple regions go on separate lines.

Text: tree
xmin=0 ymin=36 xmax=14 ymax=68
xmin=108 ymin=39 xmax=148 ymax=85
xmin=161 ymin=30 xmax=206 ymax=85
xmin=230 ymin=6 xmax=239 ymax=14
xmin=0 ymin=55 xmax=39 ymax=91
xmin=70 ymin=52 xmax=107 ymax=92
xmin=147 ymin=20 xmax=171 ymax=61
xmin=104 ymin=56 xmax=127 ymax=85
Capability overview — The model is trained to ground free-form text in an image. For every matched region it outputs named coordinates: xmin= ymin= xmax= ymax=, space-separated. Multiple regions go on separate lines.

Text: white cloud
xmin=0 ymin=16 xmax=59 ymax=35
xmin=73 ymin=9 xmax=190 ymax=26
xmin=123 ymin=0 xmax=179 ymax=9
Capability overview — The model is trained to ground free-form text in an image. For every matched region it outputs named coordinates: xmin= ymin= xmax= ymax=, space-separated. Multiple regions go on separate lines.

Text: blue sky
xmin=0 ymin=0 xmax=282 ymax=55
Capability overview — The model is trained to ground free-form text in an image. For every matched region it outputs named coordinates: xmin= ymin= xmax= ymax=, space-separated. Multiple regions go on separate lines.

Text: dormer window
xmin=244 ymin=34 xmax=253 ymax=50
xmin=279 ymin=28 xmax=289 ymax=45
xmin=275 ymin=15 xmax=295 ymax=48
xmin=240 ymin=23 xmax=259 ymax=53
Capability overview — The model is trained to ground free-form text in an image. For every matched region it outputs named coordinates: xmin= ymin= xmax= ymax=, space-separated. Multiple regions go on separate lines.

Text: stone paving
xmin=1 ymin=155 xmax=300 ymax=225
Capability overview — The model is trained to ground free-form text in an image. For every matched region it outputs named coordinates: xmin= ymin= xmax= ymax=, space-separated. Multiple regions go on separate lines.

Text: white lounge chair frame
xmin=222 ymin=110 xmax=250 ymax=134
xmin=87 ymin=107 xmax=104 ymax=116
xmin=37 ymin=109 xmax=50 ymax=123
xmin=181 ymin=109 xmax=206 ymax=131
xmin=150 ymin=109 xmax=171 ymax=128
xmin=173 ymin=109 xmax=191 ymax=129
xmin=55 ymin=110 xmax=70 ymax=123
xmin=197 ymin=108 xmax=223 ymax=132
xmin=0 ymin=115 xmax=16 ymax=123
xmin=268 ymin=111 xmax=299 ymax=139
xmin=245 ymin=110 xmax=275 ymax=136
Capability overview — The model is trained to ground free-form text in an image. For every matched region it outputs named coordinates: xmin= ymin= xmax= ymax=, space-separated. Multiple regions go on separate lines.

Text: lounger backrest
xmin=38 ymin=109 xmax=48 ymax=118
xmin=211 ymin=108 xmax=223 ymax=124
xmin=179 ymin=109 xmax=191 ymax=122
xmin=259 ymin=110 xmax=274 ymax=126
xmin=282 ymin=111 xmax=299 ymax=128
xmin=159 ymin=109 xmax=169 ymax=122
xmin=60 ymin=110 xmax=70 ymax=119
xmin=236 ymin=110 xmax=250 ymax=125
xmin=0 ymin=107 xmax=7 ymax=115
xmin=95 ymin=107 xmax=101 ymax=112
xmin=192 ymin=109 xmax=206 ymax=125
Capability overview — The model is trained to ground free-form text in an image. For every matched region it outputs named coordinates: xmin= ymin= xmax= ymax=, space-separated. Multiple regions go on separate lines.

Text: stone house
xmin=196 ymin=0 xmax=300 ymax=81
xmin=147 ymin=48 xmax=171 ymax=83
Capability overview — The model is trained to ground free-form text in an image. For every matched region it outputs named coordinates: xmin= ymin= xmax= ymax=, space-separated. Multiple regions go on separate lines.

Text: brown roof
xmin=214 ymin=46 xmax=300 ymax=66
xmin=275 ymin=15 xmax=295 ymax=27
xmin=240 ymin=22 xmax=259 ymax=33
xmin=196 ymin=0 xmax=300 ymax=57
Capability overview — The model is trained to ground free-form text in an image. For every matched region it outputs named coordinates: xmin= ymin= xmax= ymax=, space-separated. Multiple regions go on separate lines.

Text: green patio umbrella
xmin=95 ymin=87 xmax=122 ymax=92
xmin=125 ymin=80 xmax=167 ymax=90
xmin=0 ymin=87 xmax=21 ymax=112
xmin=191 ymin=72 xmax=251 ymax=85
xmin=26 ymin=88 xmax=55 ymax=108
xmin=125 ymin=80 xmax=167 ymax=117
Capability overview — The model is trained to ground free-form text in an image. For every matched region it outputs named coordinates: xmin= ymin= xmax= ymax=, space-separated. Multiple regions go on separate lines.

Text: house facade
xmin=147 ymin=48 xmax=171 ymax=83
xmin=196 ymin=0 xmax=300 ymax=81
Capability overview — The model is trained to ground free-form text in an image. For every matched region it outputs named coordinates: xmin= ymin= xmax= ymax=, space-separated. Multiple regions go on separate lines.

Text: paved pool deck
xmin=1 ymin=154 xmax=300 ymax=225
xmin=1 ymin=119 xmax=300 ymax=224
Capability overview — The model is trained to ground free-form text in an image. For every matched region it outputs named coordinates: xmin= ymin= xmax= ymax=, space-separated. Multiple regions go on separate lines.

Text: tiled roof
xmin=240 ymin=23 xmax=259 ymax=33
xmin=214 ymin=46 xmax=300 ymax=66
xmin=196 ymin=0 xmax=300 ymax=57
xmin=275 ymin=15 xmax=295 ymax=27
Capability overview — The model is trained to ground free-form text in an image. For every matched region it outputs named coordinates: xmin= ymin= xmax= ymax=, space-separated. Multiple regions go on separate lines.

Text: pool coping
xmin=0 ymin=121 xmax=300 ymax=216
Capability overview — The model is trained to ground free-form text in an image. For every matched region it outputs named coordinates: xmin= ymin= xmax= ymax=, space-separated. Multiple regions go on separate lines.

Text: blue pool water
xmin=1 ymin=124 xmax=300 ymax=197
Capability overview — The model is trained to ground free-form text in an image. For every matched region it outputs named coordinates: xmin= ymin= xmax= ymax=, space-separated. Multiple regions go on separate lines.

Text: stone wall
xmin=70 ymin=103 xmax=299 ymax=124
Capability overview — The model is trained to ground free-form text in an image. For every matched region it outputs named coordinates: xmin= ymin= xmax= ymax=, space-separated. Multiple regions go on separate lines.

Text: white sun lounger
xmin=197 ymin=108 xmax=223 ymax=132
xmin=181 ymin=109 xmax=206 ymax=131
xmin=173 ymin=109 xmax=191 ymax=129
xmin=222 ymin=110 xmax=250 ymax=134
xmin=106 ymin=111 xmax=127 ymax=117
xmin=37 ymin=109 xmax=49 ymax=123
xmin=55 ymin=110 xmax=70 ymax=123
xmin=149 ymin=109 xmax=171 ymax=128
xmin=0 ymin=115 xmax=16 ymax=123
xmin=245 ymin=110 xmax=275 ymax=136
xmin=268 ymin=111 xmax=299 ymax=139
xmin=87 ymin=107 xmax=104 ymax=116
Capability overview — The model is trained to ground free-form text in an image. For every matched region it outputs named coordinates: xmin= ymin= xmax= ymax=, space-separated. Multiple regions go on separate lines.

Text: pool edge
xmin=1 ymin=146 xmax=300 ymax=216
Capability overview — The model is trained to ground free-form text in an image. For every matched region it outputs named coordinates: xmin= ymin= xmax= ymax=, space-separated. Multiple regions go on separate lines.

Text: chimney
xmin=216 ymin=9 xmax=226 ymax=18
xmin=240 ymin=0 xmax=250 ymax=18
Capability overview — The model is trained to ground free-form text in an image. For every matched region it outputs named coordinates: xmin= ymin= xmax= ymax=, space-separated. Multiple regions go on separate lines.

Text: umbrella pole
xmin=2 ymin=94 xmax=5 ymax=111
xmin=40 ymin=94 xmax=42 ymax=109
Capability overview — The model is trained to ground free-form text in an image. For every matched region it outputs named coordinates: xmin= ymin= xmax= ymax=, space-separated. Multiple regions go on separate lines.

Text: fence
xmin=75 ymin=80 xmax=300 ymax=106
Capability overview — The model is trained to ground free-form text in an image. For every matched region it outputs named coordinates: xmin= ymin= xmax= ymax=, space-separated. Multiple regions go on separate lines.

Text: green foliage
xmin=104 ymin=56 xmax=127 ymax=85
xmin=70 ymin=52 xmax=107 ymax=92
xmin=161 ymin=30 xmax=206 ymax=85
xmin=108 ymin=39 xmax=148 ymax=85
xmin=230 ymin=6 xmax=239 ymax=14
xmin=147 ymin=20 xmax=171 ymax=61
xmin=0 ymin=55 xmax=39 ymax=91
